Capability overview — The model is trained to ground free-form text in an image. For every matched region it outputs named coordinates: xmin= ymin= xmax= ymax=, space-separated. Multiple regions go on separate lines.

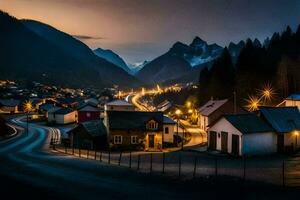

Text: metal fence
xmin=50 ymin=143 xmax=300 ymax=188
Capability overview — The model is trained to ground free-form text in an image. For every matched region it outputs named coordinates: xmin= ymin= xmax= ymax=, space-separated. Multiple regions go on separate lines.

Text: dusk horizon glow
xmin=1 ymin=0 xmax=300 ymax=64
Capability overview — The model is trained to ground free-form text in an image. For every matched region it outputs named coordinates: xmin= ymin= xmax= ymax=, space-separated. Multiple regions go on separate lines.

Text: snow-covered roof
xmin=198 ymin=99 xmax=228 ymax=116
xmin=106 ymin=100 xmax=133 ymax=106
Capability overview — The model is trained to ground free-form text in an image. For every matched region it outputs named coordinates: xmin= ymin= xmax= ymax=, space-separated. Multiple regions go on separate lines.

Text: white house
xmin=0 ymin=99 xmax=20 ymax=113
xmin=208 ymin=113 xmax=276 ymax=156
xmin=278 ymin=94 xmax=300 ymax=111
xmin=47 ymin=107 xmax=77 ymax=124
xmin=259 ymin=106 xmax=300 ymax=152
xmin=104 ymin=100 xmax=135 ymax=112
xmin=198 ymin=99 xmax=231 ymax=131
xmin=163 ymin=116 xmax=176 ymax=143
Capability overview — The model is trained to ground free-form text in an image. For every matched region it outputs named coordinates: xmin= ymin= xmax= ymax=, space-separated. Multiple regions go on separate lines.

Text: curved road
xmin=0 ymin=116 xmax=201 ymax=200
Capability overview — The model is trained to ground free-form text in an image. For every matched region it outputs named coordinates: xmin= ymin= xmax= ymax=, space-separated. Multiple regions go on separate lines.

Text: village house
xmin=77 ymin=102 xmax=100 ymax=123
xmin=259 ymin=106 xmax=300 ymax=152
xmin=67 ymin=120 xmax=107 ymax=150
xmin=278 ymin=94 xmax=300 ymax=111
xmin=104 ymin=100 xmax=135 ymax=112
xmin=197 ymin=99 xmax=242 ymax=131
xmin=0 ymin=99 xmax=20 ymax=113
xmin=104 ymin=111 xmax=175 ymax=151
xmin=47 ymin=107 xmax=77 ymax=125
xmin=208 ymin=113 xmax=276 ymax=156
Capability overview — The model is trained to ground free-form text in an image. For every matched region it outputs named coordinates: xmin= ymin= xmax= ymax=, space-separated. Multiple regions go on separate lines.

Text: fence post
xmin=215 ymin=157 xmax=218 ymax=177
xmin=178 ymin=153 xmax=182 ymax=178
xmin=79 ymin=147 xmax=81 ymax=157
xmin=162 ymin=152 xmax=165 ymax=174
xmin=137 ymin=154 xmax=141 ymax=170
xmin=100 ymin=151 xmax=102 ymax=162
xmin=119 ymin=152 xmax=122 ymax=166
xmin=129 ymin=152 xmax=132 ymax=168
xmin=94 ymin=150 xmax=97 ymax=160
xmin=282 ymin=161 xmax=285 ymax=187
xmin=72 ymin=145 xmax=74 ymax=155
xmin=150 ymin=154 xmax=153 ymax=174
xmin=243 ymin=156 xmax=246 ymax=181
xmin=108 ymin=150 xmax=111 ymax=164
xmin=193 ymin=155 xmax=197 ymax=179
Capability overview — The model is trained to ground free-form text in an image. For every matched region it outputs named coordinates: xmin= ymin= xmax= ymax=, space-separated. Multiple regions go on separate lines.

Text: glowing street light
xmin=186 ymin=101 xmax=192 ymax=108
xmin=295 ymin=130 xmax=299 ymax=151
xmin=175 ymin=109 xmax=182 ymax=147
xmin=23 ymin=100 xmax=32 ymax=136
xmin=245 ymin=96 xmax=261 ymax=112
xmin=188 ymin=109 xmax=193 ymax=114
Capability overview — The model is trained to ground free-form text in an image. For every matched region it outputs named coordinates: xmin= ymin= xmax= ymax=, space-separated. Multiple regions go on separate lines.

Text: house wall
xmin=105 ymin=105 xmax=135 ymax=112
xmin=109 ymin=130 xmax=146 ymax=150
xmin=208 ymin=117 xmax=242 ymax=155
xmin=285 ymin=100 xmax=300 ymax=111
xmin=163 ymin=124 xmax=174 ymax=143
xmin=78 ymin=111 xmax=100 ymax=123
xmin=0 ymin=106 xmax=18 ymax=113
xmin=243 ymin=132 xmax=277 ymax=155
xmin=284 ymin=132 xmax=299 ymax=150
xmin=209 ymin=117 xmax=278 ymax=156
xmin=198 ymin=115 xmax=208 ymax=131
xmin=48 ymin=112 xmax=56 ymax=123
xmin=53 ymin=112 xmax=76 ymax=124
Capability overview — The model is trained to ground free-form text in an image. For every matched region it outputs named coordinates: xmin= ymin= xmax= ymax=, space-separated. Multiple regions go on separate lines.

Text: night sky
xmin=1 ymin=0 xmax=300 ymax=65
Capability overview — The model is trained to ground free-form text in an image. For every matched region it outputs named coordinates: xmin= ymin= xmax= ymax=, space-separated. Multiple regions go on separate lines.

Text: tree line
xmin=198 ymin=25 xmax=300 ymax=106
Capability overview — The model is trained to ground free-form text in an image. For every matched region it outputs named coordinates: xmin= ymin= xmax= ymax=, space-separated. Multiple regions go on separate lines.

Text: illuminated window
xmin=147 ymin=120 xmax=158 ymax=130
xmin=113 ymin=135 xmax=122 ymax=144
xmin=131 ymin=136 xmax=138 ymax=144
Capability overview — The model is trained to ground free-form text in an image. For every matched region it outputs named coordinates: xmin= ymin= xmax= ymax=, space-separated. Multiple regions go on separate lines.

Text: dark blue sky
xmin=1 ymin=0 xmax=300 ymax=64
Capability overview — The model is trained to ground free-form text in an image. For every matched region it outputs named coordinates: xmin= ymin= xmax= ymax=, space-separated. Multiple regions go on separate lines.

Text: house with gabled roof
xmin=104 ymin=111 xmax=175 ymax=151
xmin=67 ymin=120 xmax=107 ymax=150
xmin=259 ymin=106 xmax=300 ymax=152
xmin=76 ymin=102 xmax=100 ymax=123
xmin=198 ymin=99 xmax=243 ymax=131
xmin=208 ymin=113 xmax=276 ymax=156
xmin=47 ymin=107 xmax=77 ymax=125
xmin=277 ymin=94 xmax=300 ymax=111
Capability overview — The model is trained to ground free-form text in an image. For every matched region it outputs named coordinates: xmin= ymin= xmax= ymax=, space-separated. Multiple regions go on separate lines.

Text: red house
xmin=77 ymin=103 xmax=100 ymax=123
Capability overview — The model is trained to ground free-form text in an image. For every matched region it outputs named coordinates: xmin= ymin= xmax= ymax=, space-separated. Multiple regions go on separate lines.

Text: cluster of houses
xmin=198 ymin=95 xmax=300 ymax=156
xmin=66 ymin=99 xmax=176 ymax=151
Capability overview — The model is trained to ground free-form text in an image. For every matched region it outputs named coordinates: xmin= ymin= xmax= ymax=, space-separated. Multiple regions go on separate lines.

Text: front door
xmin=209 ymin=131 xmax=217 ymax=150
xmin=221 ymin=132 xmax=228 ymax=152
xmin=231 ymin=134 xmax=239 ymax=156
xmin=148 ymin=135 xmax=155 ymax=148
xmin=277 ymin=134 xmax=284 ymax=153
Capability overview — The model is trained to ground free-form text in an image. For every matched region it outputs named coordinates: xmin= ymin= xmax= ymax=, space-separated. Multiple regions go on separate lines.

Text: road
xmin=128 ymin=92 xmax=206 ymax=148
xmin=0 ymin=116 xmax=207 ymax=200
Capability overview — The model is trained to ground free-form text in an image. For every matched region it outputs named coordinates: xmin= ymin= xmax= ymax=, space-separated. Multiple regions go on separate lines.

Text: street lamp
xmin=186 ymin=101 xmax=191 ymax=108
xmin=294 ymin=130 xmax=299 ymax=151
xmin=24 ymin=100 xmax=32 ymax=137
xmin=175 ymin=109 xmax=182 ymax=147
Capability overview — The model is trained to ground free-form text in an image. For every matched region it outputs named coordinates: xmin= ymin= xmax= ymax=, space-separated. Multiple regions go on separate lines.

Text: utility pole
xmin=233 ymin=90 xmax=237 ymax=114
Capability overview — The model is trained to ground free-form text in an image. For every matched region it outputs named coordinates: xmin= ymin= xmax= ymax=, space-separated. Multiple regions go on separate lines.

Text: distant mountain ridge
xmin=0 ymin=11 xmax=140 ymax=88
xmin=93 ymin=48 xmax=132 ymax=74
xmin=136 ymin=36 xmax=246 ymax=85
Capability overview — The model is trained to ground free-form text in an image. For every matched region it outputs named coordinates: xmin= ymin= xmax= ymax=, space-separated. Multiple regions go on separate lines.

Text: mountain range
xmin=0 ymin=11 xmax=140 ymax=89
xmin=136 ymin=36 xmax=248 ymax=85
